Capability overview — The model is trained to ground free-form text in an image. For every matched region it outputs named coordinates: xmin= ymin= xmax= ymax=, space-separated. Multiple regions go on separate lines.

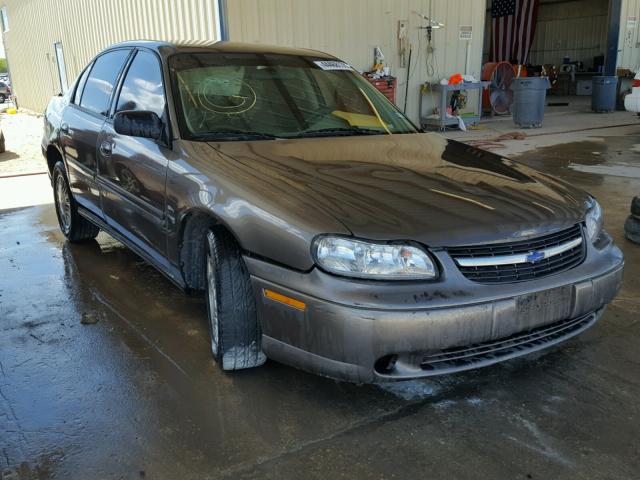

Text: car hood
xmin=210 ymin=133 xmax=589 ymax=247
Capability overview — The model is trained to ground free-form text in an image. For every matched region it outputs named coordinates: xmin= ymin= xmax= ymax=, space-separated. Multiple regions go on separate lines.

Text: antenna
xmin=412 ymin=11 xmax=444 ymax=29
xmin=412 ymin=10 xmax=444 ymax=43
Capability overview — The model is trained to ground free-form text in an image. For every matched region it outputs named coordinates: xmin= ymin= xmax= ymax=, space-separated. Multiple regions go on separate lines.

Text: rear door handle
xmin=99 ymin=140 xmax=113 ymax=156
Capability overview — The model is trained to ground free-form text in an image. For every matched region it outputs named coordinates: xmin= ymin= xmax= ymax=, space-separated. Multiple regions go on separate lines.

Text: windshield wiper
xmin=193 ymin=130 xmax=281 ymax=141
xmin=286 ymin=127 xmax=386 ymax=139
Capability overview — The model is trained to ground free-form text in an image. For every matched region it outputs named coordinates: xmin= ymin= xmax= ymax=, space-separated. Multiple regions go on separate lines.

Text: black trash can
xmin=510 ymin=77 xmax=551 ymax=128
xmin=591 ymin=76 xmax=617 ymax=113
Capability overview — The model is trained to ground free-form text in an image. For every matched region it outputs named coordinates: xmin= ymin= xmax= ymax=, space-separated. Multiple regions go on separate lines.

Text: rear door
xmin=60 ymin=48 xmax=132 ymax=218
xmin=97 ymin=48 xmax=171 ymax=258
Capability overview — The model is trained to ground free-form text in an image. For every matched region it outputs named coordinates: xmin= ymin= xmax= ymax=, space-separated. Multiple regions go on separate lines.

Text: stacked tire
xmin=625 ymin=196 xmax=640 ymax=244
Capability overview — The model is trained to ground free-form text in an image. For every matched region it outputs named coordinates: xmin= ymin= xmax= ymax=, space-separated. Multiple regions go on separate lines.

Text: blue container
xmin=510 ymin=77 xmax=551 ymax=128
xmin=591 ymin=76 xmax=617 ymax=113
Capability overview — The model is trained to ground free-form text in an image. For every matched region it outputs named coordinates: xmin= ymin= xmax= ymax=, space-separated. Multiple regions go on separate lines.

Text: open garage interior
xmin=0 ymin=1 xmax=639 ymax=479
xmin=481 ymin=0 xmax=631 ymax=123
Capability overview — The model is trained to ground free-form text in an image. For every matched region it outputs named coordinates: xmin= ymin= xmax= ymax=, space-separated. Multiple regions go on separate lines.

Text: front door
xmin=61 ymin=48 xmax=132 ymax=218
xmin=97 ymin=49 xmax=170 ymax=258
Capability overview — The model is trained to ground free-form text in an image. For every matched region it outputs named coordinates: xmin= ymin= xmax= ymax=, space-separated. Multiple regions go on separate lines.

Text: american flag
xmin=491 ymin=0 xmax=540 ymax=65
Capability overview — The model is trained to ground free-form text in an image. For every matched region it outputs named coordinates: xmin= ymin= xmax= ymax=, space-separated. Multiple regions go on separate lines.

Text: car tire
xmin=625 ymin=215 xmax=640 ymax=244
xmin=205 ymin=226 xmax=267 ymax=371
xmin=630 ymin=196 xmax=640 ymax=218
xmin=0 ymin=94 xmax=5 ymax=104
xmin=0 ymin=130 xmax=5 ymax=153
xmin=52 ymin=162 xmax=100 ymax=242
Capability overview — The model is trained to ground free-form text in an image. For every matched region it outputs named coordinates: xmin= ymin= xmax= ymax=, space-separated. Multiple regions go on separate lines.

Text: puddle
xmin=514 ymin=135 xmax=640 ymax=187
xmin=568 ymin=162 xmax=640 ymax=178
xmin=378 ymin=380 xmax=442 ymax=401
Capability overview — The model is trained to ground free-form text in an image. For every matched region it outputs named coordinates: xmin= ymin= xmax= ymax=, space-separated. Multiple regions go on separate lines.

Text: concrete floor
xmin=1 ymin=127 xmax=639 ymax=479
xmin=0 ymin=113 xmax=45 ymax=177
xmin=443 ymin=96 xmax=640 ymax=147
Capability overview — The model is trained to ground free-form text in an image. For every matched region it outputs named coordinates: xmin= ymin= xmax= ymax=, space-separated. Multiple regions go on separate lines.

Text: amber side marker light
xmin=263 ymin=289 xmax=306 ymax=311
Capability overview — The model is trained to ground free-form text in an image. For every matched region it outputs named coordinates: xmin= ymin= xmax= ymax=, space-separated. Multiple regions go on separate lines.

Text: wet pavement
xmin=1 ymin=130 xmax=640 ymax=479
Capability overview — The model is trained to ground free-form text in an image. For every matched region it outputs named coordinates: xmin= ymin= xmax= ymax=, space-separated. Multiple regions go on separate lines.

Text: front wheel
xmin=52 ymin=162 xmax=100 ymax=242
xmin=205 ymin=227 xmax=266 ymax=371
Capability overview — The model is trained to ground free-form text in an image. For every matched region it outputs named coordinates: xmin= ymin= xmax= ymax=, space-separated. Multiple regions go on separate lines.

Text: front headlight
xmin=585 ymin=198 xmax=603 ymax=242
xmin=313 ymin=236 xmax=437 ymax=280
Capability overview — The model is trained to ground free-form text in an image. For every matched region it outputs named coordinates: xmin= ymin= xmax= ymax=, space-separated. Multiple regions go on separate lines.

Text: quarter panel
xmin=42 ymin=96 xmax=66 ymax=162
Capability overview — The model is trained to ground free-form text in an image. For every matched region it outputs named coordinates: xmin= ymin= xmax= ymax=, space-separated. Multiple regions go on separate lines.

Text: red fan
xmin=482 ymin=62 xmax=516 ymax=116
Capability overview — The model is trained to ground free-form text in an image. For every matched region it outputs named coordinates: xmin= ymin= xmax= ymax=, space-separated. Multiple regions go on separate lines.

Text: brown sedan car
xmin=42 ymin=41 xmax=624 ymax=383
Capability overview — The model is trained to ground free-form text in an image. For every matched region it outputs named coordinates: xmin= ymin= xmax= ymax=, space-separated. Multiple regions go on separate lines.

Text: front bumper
xmin=247 ymin=238 xmax=624 ymax=383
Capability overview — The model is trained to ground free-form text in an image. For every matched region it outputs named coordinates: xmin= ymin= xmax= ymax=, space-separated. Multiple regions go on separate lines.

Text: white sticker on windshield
xmin=314 ymin=60 xmax=353 ymax=71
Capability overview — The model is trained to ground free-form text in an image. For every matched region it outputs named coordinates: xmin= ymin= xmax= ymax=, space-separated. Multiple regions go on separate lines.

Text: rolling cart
xmin=420 ymin=81 xmax=489 ymax=131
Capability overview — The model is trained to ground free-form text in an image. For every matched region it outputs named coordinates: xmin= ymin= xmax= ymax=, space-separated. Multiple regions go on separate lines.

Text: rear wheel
xmin=0 ymin=94 xmax=6 ymax=103
xmin=52 ymin=162 xmax=100 ymax=242
xmin=205 ymin=227 xmax=266 ymax=370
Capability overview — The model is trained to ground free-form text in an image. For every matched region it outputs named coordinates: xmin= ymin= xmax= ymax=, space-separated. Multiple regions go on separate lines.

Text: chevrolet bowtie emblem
xmin=526 ymin=251 xmax=546 ymax=263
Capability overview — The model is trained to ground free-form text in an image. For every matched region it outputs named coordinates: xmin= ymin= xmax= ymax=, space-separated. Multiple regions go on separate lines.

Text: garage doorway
xmin=482 ymin=0 xmax=626 ymax=116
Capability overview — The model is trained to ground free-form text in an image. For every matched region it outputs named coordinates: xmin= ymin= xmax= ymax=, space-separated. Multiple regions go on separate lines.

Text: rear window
xmin=80 ymin=49 xmax=130 ymax=116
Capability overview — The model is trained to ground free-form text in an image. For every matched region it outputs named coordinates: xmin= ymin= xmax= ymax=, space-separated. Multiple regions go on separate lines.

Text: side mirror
xmin=114 ymin=110 xmax=163 ymax=141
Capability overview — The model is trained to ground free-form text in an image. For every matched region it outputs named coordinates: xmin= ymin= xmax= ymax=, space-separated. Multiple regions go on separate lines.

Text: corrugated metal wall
xmin=529 ymin=0 xmax=608 ymax=68
xmin=226 ymin=0 xmax=487 ymax=124
xmin=5 ymin=0 xmax=639 ymax=119
xmin=618 ymin=0 xmax=640 ymax=70
xmin=3 ymin=0 xmax=221 ymax=113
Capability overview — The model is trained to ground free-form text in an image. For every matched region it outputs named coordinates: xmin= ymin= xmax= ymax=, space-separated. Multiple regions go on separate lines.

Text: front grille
xmin=420 ymin=312 xmax=596 ymax=373
xmin=447 ymin=224 xmax=585 ymax=284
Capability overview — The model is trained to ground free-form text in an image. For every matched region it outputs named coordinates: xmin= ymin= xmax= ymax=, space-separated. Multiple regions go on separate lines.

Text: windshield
xmin=169 ymin=53 xmax=418 ymax=141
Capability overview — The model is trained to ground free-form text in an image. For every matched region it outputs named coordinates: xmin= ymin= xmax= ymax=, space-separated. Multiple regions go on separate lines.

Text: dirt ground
xmin=0 ymin=112 xmax=47 ymax=177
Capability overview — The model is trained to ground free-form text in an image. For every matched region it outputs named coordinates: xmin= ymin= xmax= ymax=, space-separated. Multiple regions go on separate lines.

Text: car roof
xmin=105 ymin=40 xmax=336 ymax=60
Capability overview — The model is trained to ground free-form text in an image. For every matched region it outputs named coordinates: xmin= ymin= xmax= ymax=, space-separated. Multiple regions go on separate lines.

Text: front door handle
xmin=99 ymin=140 xmax=113 ymax=156
xmin=60 ymin=123 xmax=73 ymax=136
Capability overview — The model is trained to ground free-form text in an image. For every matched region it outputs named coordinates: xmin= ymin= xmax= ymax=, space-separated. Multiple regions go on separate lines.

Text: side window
xmin=73 ymin=64 xmax=92 ymax=105
xmin=79 ymin=49 xmax=130 ymax=116
xmin=116 ymin=50 xmax=165 ymax=119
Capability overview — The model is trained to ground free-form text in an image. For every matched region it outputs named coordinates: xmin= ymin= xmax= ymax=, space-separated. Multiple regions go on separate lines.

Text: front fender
xmin=165 ymin=140 xmax=351 ymax=271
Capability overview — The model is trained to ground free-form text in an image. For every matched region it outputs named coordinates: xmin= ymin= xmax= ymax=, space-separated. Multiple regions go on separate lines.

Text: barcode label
xmin=314 ymin=60 xmax=353 ymax=71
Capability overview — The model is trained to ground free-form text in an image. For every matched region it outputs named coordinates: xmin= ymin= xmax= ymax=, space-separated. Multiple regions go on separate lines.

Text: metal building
xmin=1 ymin=0 xmax=225 ymax=114
xmin=226 ymin=0 xmax=487 ymax=123
xmin=1 ymin=0 xmax=640 ymax=123
xmin=1 ymin=0 xmax=487 ymax=124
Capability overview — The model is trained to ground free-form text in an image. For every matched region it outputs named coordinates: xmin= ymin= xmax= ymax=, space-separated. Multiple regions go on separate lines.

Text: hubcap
xmin=206 ymin=251 xmax=220 ymax=356
xmin=55 ymin=176 xmax=72 ymax=233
